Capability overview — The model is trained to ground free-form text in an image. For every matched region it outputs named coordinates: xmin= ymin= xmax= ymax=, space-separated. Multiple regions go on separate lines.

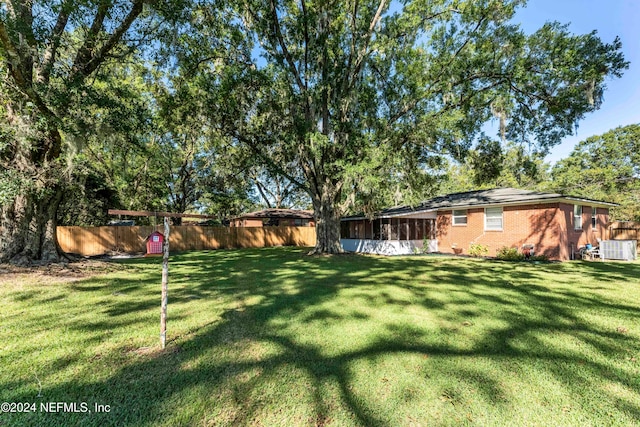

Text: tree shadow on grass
xmin=3 ymin=248 xmax=640 ymax=426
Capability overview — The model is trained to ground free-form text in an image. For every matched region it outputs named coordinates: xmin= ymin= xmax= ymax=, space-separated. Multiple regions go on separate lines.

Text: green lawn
xmin=1 ymin=248 xmax=640 ymax=426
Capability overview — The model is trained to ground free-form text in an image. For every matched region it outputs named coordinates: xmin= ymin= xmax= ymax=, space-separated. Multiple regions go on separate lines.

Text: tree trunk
xmin=0 ymin=186 xmax=64 ymax=265
xmin=310 ymin=182 xmax=344 ymax=254
xmin=0 ymin=116 xmax=65 ymax=265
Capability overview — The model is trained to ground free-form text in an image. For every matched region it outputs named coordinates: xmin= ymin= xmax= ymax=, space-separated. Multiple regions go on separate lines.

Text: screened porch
xmin=340 ymin=215 xmax=438 ymax=255
xmin=340 ymin=218 xmax=436 ymax=240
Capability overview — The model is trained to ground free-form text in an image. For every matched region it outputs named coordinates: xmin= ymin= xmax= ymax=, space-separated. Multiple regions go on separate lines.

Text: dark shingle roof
xmin=343 ymin=188 xmax=617 ymax=220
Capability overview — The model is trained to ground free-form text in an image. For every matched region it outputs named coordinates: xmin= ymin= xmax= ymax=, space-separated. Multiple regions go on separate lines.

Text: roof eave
xmin=434 ymin=198 xmax=618 ymax=211
xmin=341 ymin=196 xmax=617 ymax=221
xmin=557 ymin=196 xmax=618 ymax=208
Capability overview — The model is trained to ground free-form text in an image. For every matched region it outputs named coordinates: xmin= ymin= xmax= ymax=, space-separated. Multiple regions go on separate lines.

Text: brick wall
xmin=558 ymin=204 xmax=609 ymax=259
xmin=435 ymin=203 xmax=610 ymax=261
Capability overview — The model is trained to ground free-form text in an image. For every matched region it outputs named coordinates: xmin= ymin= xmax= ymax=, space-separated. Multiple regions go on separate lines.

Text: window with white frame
xmin=485 ymin=207 xmax=503 ymax=231
xmin=574 ymin=205 xmax=583 ymax=230
xmin=452 ymin=209 xmax=468 ymax=226
xmin=591 ymin=207 xmax=597 ymax=230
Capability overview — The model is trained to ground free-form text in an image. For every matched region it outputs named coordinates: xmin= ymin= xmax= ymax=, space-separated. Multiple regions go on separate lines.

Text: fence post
xmin=160 ymin=217 xmax=170 ymax=349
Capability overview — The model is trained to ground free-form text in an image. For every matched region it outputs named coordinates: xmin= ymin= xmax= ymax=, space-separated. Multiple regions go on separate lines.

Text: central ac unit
xmin=600 ymin=240 xmax=637 ymax=261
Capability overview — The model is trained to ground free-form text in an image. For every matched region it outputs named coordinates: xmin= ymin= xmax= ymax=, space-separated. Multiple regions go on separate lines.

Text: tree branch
xmin=0 ymin=18 xmax=25 ymax=84
xmin=230 ymin=128 xmax=309 ymax=192
xmin=71 ymin=0 xmax=145 ymax=80
xmin=268 ymin=0 xmax=305 ymax=92
xmin=39 ymin=0 xmax=72 ymax=84
xmin=73 ymin=1 xmax=110 ymax=71
xmin=301 ymin=0 xmax=309 ymax=91
xmin=253 ymin=176 xmax=274 ymax=208
xmin=0 ymin=20 xmax=62 ymax=126
xmin=346 ymin=0 xmax=386 ymax=91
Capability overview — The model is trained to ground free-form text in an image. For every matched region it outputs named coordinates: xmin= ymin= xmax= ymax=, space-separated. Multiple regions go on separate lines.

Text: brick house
xmin=230 ymin=209 xmax=315 ymax=227
xmin=340 ymin=188 xmax=616 ymax=260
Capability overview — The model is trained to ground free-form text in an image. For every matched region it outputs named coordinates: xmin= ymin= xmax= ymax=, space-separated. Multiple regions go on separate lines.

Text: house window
xmin=574 ymin=205 xmax=583 ymax=230
xmin=591 ymin=207 xmax=597 ymax=230
xmin=452 ymin=210 xmax=467 ymax=226
xmin=485 ymin=207 xmax=503 ymax=231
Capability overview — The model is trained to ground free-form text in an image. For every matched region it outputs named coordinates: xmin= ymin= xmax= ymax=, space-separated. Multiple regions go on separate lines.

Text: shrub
xmin=422 ymin=238 xmax=431 ymax=254
xmin=469 ymin=243 xmax=489 ymax=257
xmin=495 ymin=247 xmax=550 ymax=262
xmin=496 ymin=246 xmax=525 ymax=261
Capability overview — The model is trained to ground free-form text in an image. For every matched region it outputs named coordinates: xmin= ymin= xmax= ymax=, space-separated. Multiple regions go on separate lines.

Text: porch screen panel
xmin=381 ymin=219 xmax=390 ymax=240
xmin=390 ymin=218 xmax=399 ymax=240
xmin=364 ymin=220 xmax=373 ymax=239
xmin=415 ymin=219 xmax=425 ymax=240
xmin=373 ymin=219 xmax=381 ymax=240
xmin=399 ymin=218 xmax=408 ymax=240
xmin=340 ymin=221 xmax=349 ymax=239
xmin=352 ymin=221 xmax=357 ymax=238
xmin=427 ymin=219 xmax=436 ymax=239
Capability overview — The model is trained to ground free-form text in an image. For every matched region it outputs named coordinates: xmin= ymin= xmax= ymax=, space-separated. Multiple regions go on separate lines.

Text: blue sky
xmin=511 ymin=0 xmax=640 ymax=163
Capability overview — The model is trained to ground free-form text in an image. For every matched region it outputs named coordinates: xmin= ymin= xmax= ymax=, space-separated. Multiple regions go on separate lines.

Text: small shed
xmin=146 ymin=231 xmax=164 ymax=255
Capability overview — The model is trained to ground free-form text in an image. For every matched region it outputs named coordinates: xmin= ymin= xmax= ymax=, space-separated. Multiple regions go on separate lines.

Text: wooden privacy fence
xmin=608 ymin=221 xmax=640 ymax=248
xmin=57 ymin=225 xmax=317 ymax=256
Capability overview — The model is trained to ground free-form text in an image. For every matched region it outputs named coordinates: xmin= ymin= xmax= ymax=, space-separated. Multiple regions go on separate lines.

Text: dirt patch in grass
xmin=125 ymin=345 xmax=182 ymax=358
xmin=0 ymin=260 xmax=123 ymax=285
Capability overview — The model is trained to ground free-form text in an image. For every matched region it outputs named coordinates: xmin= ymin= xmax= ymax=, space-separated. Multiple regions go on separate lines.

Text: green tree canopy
xmin=440 ymin=141 xmax=550 ymax=194
xmin=550 ymin=124 xmax=640 ymax=221
xmin=197 ymin=0 xmax=627 ymax=253
xmin=0 ymin=0 xmax=187 ymax=263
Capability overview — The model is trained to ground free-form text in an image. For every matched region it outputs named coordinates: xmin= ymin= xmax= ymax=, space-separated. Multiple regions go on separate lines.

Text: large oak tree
xmin=0 ymin=0 xmax=183 ymax=263
xmin=204 ymin=0 xmax=627 ymax=254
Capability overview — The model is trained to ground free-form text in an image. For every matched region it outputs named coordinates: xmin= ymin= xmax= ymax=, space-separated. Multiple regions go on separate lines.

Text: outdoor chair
xmin=581 ymin=246 xmax=601 ymax=261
